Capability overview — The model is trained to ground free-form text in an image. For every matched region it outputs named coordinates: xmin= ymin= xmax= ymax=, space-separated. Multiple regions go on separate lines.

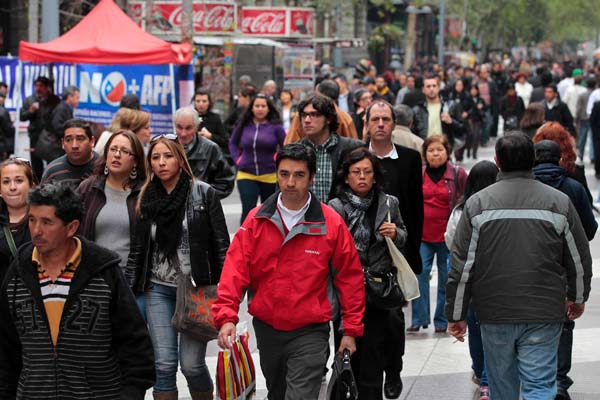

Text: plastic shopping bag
xmin=216 ymin=333 xmax=256 ymax=400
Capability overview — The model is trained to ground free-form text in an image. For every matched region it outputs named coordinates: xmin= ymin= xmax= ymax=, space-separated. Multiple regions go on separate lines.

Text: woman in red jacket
xmin=408 ymin=134 xmax=467 ymax=333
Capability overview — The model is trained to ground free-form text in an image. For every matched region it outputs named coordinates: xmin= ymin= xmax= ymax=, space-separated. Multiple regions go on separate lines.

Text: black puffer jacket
xmin=128 ymin=180 xmax=230 ymax=292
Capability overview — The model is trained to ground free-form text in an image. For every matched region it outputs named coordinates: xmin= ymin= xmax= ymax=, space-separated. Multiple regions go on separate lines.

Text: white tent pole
xmin=13 ymin=60 xmax=23 ymax=158
xmin=169 ymin=63 xmax=176 ymax=133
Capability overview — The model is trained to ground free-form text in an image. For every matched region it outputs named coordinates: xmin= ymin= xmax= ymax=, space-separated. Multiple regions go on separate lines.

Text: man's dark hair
xmin=317 ymin=79 xmax=340 ymax=102
xmin=365 ymin=100 xmax=394 ymax=124
xmin=585 ymin=76 xmax=597 ymax=89
xmin=333 ymin=74 xmax=347 ymax=83
xmin=61 ymin=85 xmax=79 ymax=101
xmin=0 ymin=82 xmax=7 ymax=90
xmin=119 ymin=94 xmax=141 ymax=110
xmin=545 ymin=83 xmax=558 ymax=94
xmin=275 ymin=143 xmax=317 ymax=176
xmin=193 ymin=89 xmax=213 ymax=110
xmin=394 ymin=104 xmax=414 ymax=126
xmin=240 ymin=85 xmax=257 ymax=98
xmin=63 ymin=118 xmax=93 ymax=139
xmin=495 ymin=132 xmax=535 ymax=172
xmin=34 ymin=76 xmax=51 ymax=86
xmin=297 ymin=94 xmax=339 ymax=133
xmin=414 ymin=76 xmax=424 ymax=89
xmin=28 ymin=182 xmax=84 ymax=224
xmin=541 ymin=71 xmax=553 ymax=87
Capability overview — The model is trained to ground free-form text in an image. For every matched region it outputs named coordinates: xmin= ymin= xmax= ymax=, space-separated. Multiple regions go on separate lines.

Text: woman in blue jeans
xmin=129 ymin=136 xmax=230 ymax=400
xmin=229 ymin=94 xmax=286 ymax=224
xmin=445 ymin=160 xmax=499 ymax=400
xmin=408 ymin=135 xmax=466 ymax=333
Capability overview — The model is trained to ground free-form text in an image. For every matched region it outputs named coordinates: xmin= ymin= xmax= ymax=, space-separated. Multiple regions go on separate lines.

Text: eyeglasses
xmin=349 ymin=169 xmax=374 ymax=177
xmin=150 ymin=134 xmax=179 ymax=143
xmin=108 ymin=146 xmax=134 ymax=157
xmin=300 ymin=111 xmax=322 ymax=120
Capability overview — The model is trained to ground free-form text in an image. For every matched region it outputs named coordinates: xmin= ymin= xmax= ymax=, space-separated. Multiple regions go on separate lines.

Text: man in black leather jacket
xmin=174 ymin=107 xmax=235 ymax=198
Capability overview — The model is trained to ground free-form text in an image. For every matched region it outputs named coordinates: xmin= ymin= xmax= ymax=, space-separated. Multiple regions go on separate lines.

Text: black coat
xmin=50 ymin=100 xmax=74 ymax=138
xmin=185 ymin=135 xmax=235 ymax=199
xmin=499 ymin=95 xmax=525 ymax=130
xmin=198 ymin=110 xmax=229 ymax=158
xmin=376 ymin=144 xmax=424 ymax=274
xmin=129 ymin=180 xmax=230 ymax=292
xmin=544 ymin=100 xmax=576 ymax=137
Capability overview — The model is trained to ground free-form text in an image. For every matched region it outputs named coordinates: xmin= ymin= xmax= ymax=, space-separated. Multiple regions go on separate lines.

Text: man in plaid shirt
xmin=298 ymin=94 xmax=364 ymax=202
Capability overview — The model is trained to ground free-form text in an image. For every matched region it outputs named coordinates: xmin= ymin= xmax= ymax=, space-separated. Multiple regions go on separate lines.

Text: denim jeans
xmin=411 ymin=241 xmax=449 ymax=328
xmin=237 ymin=179 xmax=276 ymax=225
xmin=480 ymin=322 xmax=562 ymax=400
xmin=467 ymin=305 xmax=488 ymax=385
xmin=146 ymin=282 xmax=213 ymax=393
xmin=578 ymin=121 xmax=594 ymax=162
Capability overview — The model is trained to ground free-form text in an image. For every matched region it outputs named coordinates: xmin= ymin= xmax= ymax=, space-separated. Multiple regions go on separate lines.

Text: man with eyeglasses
xmin=41 ymin=119 xmax=98 ymax=187
xmin=173 ymin=107 xmax=234 ymax=198
xmin=365 ymin=100 xmax=424 ymax=399
xmin=296 ymin=94 xmax=364 ymax=202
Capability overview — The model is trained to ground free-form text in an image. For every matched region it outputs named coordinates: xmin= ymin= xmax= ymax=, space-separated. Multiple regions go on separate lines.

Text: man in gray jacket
xmin=445 ymin=133 xmax=592 ymax=400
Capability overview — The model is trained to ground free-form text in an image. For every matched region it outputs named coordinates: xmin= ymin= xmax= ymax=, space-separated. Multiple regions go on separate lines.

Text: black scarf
xmin=426 ymin=163 xmax=447 ymax=183
xmin=343 ymin=189 xmax=375 ymax=257
xmin=140 ymin=174 xmax=191 ymax=263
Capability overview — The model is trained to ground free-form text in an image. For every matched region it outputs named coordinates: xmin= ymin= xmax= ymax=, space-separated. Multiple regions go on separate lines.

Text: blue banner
xmin=0 ymin=57 xmax=194 ymax=135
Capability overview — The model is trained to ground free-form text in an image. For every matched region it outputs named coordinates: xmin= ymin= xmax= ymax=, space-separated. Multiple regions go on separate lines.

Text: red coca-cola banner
xmin=129 ymin=2 xmax=237 ymax=34
xmin=128 ymin=3 xmax=314 ymax=38
xmin=240 ymin=8 xmax=286 ymax=36
xmin=240 ymin=7 xmax=314 ymax=37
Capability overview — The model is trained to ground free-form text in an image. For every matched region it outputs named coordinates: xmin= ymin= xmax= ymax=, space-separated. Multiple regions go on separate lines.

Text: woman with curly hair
xmin=532 ymin=121 xmax=592 ymax=202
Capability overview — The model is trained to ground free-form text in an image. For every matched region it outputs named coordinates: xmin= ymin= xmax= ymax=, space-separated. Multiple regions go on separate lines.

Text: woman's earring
xmin=129 ymin=166 xmax=137 ymax=180
xmin=104 ymin=166 xmax=109 ymax=175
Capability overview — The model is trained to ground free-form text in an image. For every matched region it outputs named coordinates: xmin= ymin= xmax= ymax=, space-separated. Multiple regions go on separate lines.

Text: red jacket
xmin=212 ymin=193 xmax=365 ymax=337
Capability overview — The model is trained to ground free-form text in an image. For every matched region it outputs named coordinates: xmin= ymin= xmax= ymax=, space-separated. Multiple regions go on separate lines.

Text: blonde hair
xmin=118 ymin=108 xmax=151 ymax=134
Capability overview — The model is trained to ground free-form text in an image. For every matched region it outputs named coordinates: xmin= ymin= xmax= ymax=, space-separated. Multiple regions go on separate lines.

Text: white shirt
xmin=563 ymin=84 xmax=587 ymax=117
xmin=277 ymin=193 xmax=311 ymax=231
xmin=557 ymin=77 xmax=574 ymax=100
xmin=515 ymin=81 xmax=533 ymax=107
xmin=369 ymin=142 xmax=398 ymax=159
xmin=586 ymin=88 xmax=600 ymax=116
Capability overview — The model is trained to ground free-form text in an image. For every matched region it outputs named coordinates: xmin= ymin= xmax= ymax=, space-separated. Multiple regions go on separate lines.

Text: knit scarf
xmin=140 ymin=174 xmax=191 ymax=264
xmin=343 ymin=189 xmax=374 ymax=256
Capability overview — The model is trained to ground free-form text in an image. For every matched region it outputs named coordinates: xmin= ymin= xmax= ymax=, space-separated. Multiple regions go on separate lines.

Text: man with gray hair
xmin=51 ymin=85 xmax=80 ymax=139
xmin=174 ymin=107 xmax=234 ymax=198
xmin=392 ymin=104 xmax=424 ymax=152
xmin=262 ymin=80 xmax=278 ymax=102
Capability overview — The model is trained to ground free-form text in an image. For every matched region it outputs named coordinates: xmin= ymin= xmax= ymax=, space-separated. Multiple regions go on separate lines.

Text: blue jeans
xmin=146 ymin=282 xmax=213 ymax=393
xmin=411 ymin=241 xmax=449 ymax=328
xmin=481 ymin=322 xmax=562 ymax=400
xmin=578 ymin=121 xmax=594 ymax=161
xmin=467 ymin=305 xmax=488 ymax=385
xmin=237 ymin=178 xmax=276 ymax=225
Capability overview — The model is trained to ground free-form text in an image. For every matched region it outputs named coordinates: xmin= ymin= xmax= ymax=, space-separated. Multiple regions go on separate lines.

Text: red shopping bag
xmin=216 ymin=333 xmax=256 ymax=400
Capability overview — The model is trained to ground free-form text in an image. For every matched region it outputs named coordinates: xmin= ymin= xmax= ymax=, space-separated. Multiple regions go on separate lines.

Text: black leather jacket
xmin=128 ymin=180 xmax=230 ymax=292
xmin=186 ymin=135 xmax=235 ymax=199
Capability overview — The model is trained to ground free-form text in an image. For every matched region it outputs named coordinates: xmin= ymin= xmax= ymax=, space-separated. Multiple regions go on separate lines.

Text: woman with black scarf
xmin=129 ymin=135 xmax=230 ymax=400
xmin=328 ymin=147 xmax=408 ymax=399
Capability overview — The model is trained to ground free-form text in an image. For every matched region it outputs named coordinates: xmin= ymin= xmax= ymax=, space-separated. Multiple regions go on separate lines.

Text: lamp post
xmin=438 ymin=0 xmax=445 ymax=65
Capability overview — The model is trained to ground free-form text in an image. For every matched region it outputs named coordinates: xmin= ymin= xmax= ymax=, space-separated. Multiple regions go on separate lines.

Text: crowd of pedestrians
xmin=0 ymin=55 xmax=597 ymax=400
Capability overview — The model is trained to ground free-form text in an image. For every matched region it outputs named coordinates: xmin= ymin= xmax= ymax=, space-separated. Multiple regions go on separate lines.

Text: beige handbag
xmin=385 ymin=196 xmax=420 ymax=301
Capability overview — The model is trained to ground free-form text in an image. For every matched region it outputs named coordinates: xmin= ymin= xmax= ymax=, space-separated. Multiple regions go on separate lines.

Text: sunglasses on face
xmin=150 ymin=133 xmax=179 ymax=143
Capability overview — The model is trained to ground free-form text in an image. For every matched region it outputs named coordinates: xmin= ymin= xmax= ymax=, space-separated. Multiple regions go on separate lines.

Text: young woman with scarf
xmin=128 ymin=135 xmax=230 ymax=400
xmin=328 ymin=147 xmax=408 ymax=399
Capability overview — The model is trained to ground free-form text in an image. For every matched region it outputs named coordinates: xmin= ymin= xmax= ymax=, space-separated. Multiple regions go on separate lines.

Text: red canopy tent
xmin=19 ymin=0 xmax=191 ymax=64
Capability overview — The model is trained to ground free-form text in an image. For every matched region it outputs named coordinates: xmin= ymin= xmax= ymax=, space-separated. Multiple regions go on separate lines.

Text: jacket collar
xmin=497 ymin=170 xmax=535 ymax=181
xmin=257 ymin=191 xmax=325 ymax=223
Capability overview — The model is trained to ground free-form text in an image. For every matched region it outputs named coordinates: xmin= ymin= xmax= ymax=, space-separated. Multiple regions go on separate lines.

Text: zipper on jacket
xmin=253 ymin=123 xmax=260 ymax=175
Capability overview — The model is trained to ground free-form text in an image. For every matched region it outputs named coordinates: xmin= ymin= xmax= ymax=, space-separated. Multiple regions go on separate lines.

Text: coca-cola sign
xmin=129 ymin=2 xmax=237 ymax=34
xmin=289 ymin=9 xmax=314 ymax=37
xmin=240 ymin=8 xmax=287 ymax=36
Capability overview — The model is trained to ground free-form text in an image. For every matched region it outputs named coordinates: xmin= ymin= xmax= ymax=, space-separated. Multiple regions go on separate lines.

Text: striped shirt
xmin=33 ymin=237 xmax=82 ymax=346
xmin=41 ymin=153 xmax=99 ymax=187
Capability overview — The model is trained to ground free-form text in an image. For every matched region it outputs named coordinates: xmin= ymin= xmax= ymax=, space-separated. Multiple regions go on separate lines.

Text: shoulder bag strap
xmin=3 ymin=225 xmax=18 ymax=259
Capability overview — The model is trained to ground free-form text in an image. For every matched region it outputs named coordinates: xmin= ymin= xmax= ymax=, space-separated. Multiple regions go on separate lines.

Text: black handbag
xmin=35 ymin=129 xmax=64 ymax=162
xmin=364 ymin=269 xmax=405 ymax=309
xmin=326 ymin=349 xmax=358 ymax=400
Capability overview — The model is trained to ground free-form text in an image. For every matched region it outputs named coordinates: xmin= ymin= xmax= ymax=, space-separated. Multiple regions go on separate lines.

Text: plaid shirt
xmin=306 ymin=134 xmax=338 ymax=202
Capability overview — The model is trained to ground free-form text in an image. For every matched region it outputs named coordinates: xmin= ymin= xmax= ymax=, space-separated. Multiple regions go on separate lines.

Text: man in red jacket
xmin=213 ymin=143 xmax=365 ymax=399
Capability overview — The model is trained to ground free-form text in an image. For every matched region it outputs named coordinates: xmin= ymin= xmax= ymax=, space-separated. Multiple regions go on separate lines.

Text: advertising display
xmin=240 ymin=7 xmax=315 ymax=38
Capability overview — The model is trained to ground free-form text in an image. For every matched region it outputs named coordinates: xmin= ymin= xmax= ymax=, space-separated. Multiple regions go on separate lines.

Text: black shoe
xmin=384 ymin=377 xmax=403 ymax=399
xmin=555 ymin=390 xmax=571 ymax=400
